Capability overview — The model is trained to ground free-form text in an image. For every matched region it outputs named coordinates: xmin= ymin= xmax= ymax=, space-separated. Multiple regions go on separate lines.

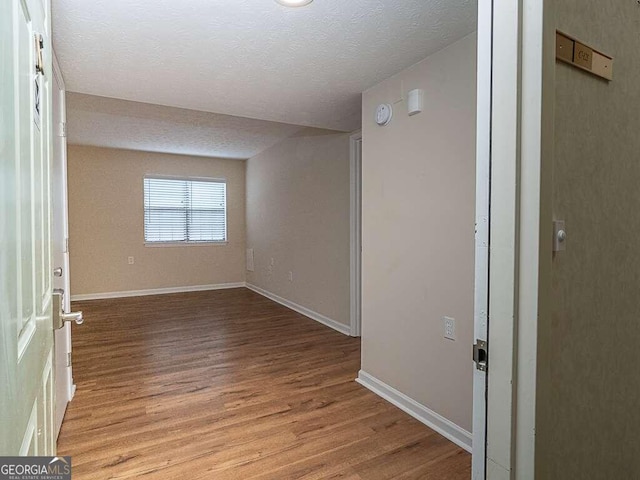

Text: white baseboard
xmin=70 ymin=282 xmax=246 ymax=302
xmin=356 ymin=370 xmax=472 ymax=453
xmin=245 ymin=283 xmax=351 ymax=336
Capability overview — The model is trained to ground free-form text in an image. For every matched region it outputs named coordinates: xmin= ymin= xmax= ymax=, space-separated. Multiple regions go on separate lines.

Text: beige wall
xmin=246 ymin=129 xmax=351 ymax=327
xmin=67 ymin=146 xmax=246 ymax=296
xmin=536 ymin=2 xmax=640 ymax=478
xmin=360 ymin=33 xmax=477 ymax=432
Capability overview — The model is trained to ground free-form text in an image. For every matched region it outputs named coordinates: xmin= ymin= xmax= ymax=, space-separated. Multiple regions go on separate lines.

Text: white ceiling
xmin=66 ymin=93 xmax=316 ymax=159
xmin=53 ymin=0 xmax=477 ymax=132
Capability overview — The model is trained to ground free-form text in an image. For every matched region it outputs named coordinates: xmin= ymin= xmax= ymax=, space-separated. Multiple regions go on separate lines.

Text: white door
xmin=0 ymin=0 xmax=56 ymax=455
xmin=52 ymin=52 xmax=74 ymax=437
xmin=472 ymin=1 xmax=492 ymax=478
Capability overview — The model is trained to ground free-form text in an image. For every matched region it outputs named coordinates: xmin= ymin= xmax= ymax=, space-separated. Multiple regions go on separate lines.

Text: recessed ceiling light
xmin=275 ymin=0 xmax=313 ymax=7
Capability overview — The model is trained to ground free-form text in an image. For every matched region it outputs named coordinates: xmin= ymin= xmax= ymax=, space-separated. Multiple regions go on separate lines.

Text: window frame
xmin=143 ymin=174 xmax=228 ymax=247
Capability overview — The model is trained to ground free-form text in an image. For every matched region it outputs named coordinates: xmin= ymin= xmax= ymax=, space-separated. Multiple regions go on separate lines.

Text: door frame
xmin=485 ymin=0 xmax=554 ymax=477
xmin=349 ymin=131 xmax=363 ymax=337
xmin=51 ymin=49 xmax=75 ymax=438
xmin=471 ymin=1 xmax=492 ymax=478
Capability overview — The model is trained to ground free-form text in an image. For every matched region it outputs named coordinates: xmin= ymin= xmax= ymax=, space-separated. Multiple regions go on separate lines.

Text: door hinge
xmin=34 ymin=33 xmax=45 ymax=75
xmin=65 ymin=237 xmax=69 ymax=254
xmin=67 ymin=352 xmax=72 ymax=367
xmin=59 ymin=122 xmax=67 ymax=138
xmin=473 ymin=340 xmax=488 ymax=372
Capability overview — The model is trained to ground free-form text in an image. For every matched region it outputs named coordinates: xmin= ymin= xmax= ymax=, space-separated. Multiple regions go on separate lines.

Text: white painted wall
xmin=360 ymin=33 xmax=477 ymax=433
xmin=245 ymin=129 xmax=351 ymax=328
xmin=67 ymin=146 xmax=246 ymax=296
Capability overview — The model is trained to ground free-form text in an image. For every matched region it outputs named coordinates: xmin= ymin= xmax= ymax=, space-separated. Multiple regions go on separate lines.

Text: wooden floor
xmin=58 ymin=288 xmax=470 ymax=479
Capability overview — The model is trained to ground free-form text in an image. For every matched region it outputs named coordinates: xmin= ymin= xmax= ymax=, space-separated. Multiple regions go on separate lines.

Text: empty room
xmin=5 ymin=0 xmax=638 ymax=478
xmin=3 ymin=0 xmax=487 ymax=478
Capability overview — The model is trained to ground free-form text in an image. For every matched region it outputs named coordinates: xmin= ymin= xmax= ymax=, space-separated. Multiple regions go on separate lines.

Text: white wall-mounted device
xmin=407 ymin=89 xmax=424 ymax=116
xmin=375 ymin=103 xmax=393 ymax=126
xmin=246 ymin=248 xmax=255 ymax=271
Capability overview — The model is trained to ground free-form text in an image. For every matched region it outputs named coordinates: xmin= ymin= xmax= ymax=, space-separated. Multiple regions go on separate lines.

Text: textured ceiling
xmin=66 ymin=93 xmax=315 ymax=159
xmin=53 ymin=0 xmax=477 ymax=132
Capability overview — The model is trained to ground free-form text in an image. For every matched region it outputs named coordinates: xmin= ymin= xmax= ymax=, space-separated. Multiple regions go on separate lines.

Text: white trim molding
xmin=349 ymin=131 xmax=363 ymax=337
xmin=246 ymin=283 xmax=351 ymax=336
xmin=356 ymin=370 xmax=472 ymax=453
xmin=486 ymin=1 xmax=554 ymax=478
xmin=70 ymin=282 xmax=246 ymax=301
xmin=472 ymin=1 xmax=492 ymax=478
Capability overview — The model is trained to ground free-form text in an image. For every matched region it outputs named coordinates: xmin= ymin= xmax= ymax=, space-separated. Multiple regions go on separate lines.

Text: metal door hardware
xmin=53 ymin=289 xmax=83 ymax=329
xmin=53 ymin=267 xmax=63 ymax=277
xmin=473 ymin=340 xmax=488 ymax=372
xmin=34 ymin=34 xmax=44 ymax=75
xmin=553 ymin=220 xmax=567 ymax=252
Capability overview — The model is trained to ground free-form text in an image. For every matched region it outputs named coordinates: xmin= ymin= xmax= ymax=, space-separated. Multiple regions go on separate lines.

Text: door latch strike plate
xmin=473 ymin=340 xmax=488 ymax=372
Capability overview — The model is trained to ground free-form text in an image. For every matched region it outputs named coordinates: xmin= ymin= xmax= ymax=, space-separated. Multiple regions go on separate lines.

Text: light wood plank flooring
xmin=57 ymin=288 xmax=470 ymax=479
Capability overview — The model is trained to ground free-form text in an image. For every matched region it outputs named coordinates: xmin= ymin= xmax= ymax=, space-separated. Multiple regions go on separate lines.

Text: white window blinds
xmin=143 ymin=177 xmax=227 ymax=244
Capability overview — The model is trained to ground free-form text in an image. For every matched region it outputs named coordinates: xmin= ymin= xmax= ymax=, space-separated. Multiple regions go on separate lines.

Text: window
xmin=143 ymin=176 xmax=227 ymax=244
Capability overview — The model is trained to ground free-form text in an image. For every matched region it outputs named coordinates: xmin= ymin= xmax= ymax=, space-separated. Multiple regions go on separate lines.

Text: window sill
xmin=144 ymin=241 xmax=228 ymax=248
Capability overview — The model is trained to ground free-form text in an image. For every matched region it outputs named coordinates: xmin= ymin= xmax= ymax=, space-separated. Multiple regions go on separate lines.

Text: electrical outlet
xmin=443 ymin=317 xmax=456 ymax=341
xmin=128 ymin=256 xmax=135 ymax=265
xmin=288 ymin=271 xmax=293 ymax=282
